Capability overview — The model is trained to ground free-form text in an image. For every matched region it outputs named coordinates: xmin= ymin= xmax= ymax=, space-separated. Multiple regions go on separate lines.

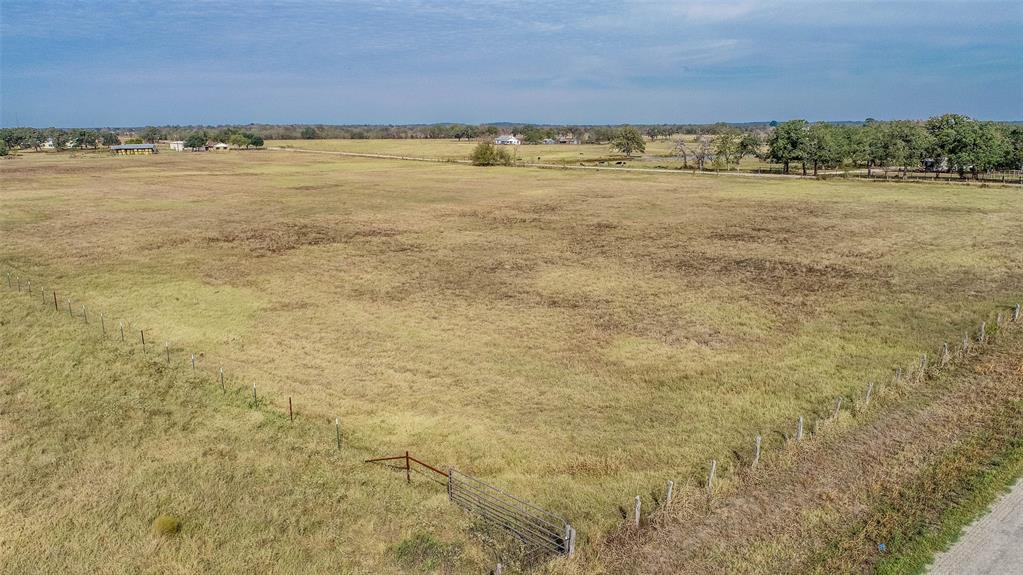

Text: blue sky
xmin=1 ymin=1 xmax=1021 ymax=127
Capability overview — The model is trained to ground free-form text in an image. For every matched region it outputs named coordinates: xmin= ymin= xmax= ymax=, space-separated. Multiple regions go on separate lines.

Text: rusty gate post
xmin=405 ymin=451 xmax=411 ymax=484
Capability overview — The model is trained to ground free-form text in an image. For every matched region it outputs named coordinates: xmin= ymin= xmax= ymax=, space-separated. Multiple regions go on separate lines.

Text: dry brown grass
xmin=2 ymin=149 xmax=1021 ymax=572
xmin=596 ymin=320 xmax=1023 ymax=574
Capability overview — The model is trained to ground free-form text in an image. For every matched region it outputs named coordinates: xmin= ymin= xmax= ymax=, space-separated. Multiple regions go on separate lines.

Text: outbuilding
xmin=169 ymin=141 xmax=185 ymax=151
xmin=495 ymin=135 xmax=520 ymax=145
xmin=110 ymin=144 xmax=157 ymax=155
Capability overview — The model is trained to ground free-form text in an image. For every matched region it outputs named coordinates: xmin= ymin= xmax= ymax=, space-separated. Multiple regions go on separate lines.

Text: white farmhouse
xmin=169 ymin=141 xmax=185 ymax=151
xmin=495 ymin=134 xmax=520 ymax=145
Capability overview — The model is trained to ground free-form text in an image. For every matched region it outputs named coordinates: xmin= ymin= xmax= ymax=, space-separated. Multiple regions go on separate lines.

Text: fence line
xmin=622 ymin=302 xmax=1018 ymax=532
xmin=4 ymin=263 xmax=1018 ymax=565
xmin=3 ymin=263 xmax=580 ymax=566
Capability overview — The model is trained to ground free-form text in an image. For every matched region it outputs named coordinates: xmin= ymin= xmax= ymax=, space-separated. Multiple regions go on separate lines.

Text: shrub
xmin=470 ymin=142 xmax=513 ymax=166
xmin=151 ymin=514 xmax=181 ymax=536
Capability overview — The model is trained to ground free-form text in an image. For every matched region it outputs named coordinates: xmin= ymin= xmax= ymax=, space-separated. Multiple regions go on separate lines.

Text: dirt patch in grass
xmin=205 ymin=222 xmax=345 ymax=255
xmin=203 ymin=221 xmax=407 ymax=256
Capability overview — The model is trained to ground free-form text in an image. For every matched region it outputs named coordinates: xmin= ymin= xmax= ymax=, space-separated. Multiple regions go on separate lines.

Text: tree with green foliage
xmin=229 ymin=133 xmax=250 ymax=149
xmin=46 ymin=128 xmax=69 ymax=151
xmin=738 ymin=132 xmax=762 ymax=162
xmin=248 ymin=135 xmax=264 ymax=148
xmin=469 ymin=142 xmax=513 ymax=166
xmin=140 ymin=126 xmax=163 ymax=144
xmin=610 ymin=126 xmax=646 ymax=157
xmin=100 ymin=131 xmax=121 ymax=146
xmin=1000 ymin=125 xmax=1023 ymax=171
xmin=71 ymin=129 xmax=100 ymax=149
xmin=884 ymin=121 xmax=932 ymax=176
xmin=712 ymin=128 xmax=742 ymax=169
xmin=766 ymin=119 xmax=806 ymax=174
xmin=300 ymin=127 xmax=318 ymax=139
xmin=925 ymin=114 xmax=1006 ymax=179
xmin=184 ymin=133 xmax=207 ymax=150
xmin=0 ymin=140 xmax=8 ymax=156
xmin=798 ymin=123 xmax=842 ymax=176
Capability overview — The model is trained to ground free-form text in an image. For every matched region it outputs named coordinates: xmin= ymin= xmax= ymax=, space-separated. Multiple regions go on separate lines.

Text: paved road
xmin=928 ymin=478 xmax=1023 ymax=574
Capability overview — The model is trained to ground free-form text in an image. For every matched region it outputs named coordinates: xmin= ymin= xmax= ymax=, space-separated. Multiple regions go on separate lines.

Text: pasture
xmin=2 ymin=148 xmax=1021 ymax=572
xmin=267 ymin=137 xmax=758 ymax=170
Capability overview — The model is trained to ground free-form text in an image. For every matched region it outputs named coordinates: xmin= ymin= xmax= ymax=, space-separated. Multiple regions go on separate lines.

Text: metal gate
xmin=447 ymin=468 xmax=575 ymax=557
xmin=365 ymin=453 xmax=575 ymax=557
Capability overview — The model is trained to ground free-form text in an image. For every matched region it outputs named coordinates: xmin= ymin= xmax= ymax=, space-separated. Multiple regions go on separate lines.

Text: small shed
xmin=211 ymin=142 xmax=229 ymax=151
xmin=111 ymin=144 xmax=157 ymax=155
xmin=169 ymin=141 xmax=185 ymax=151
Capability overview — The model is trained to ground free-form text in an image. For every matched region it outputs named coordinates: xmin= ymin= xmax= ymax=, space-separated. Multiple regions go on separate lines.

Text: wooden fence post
xmin=100 ymin=314 xmax=106 ymax=336
xmin=191 ymin=353 xmax=196 ymax=370
xmin=666 ymin=480 xmax=674 ymax=506
xmin=796 ymin=416 xmax=804 ymax=441
xmin=752 ymin=436 xmax=762 ymax=468
xmin=335 ymin=417 xmax=341 ymax=450
xmin=289 ymin=397 xmax=294 ymax=422
xmin=707 ymin=460 xmax=717 ymax=496
xmin=219 ymin=367 xmax=225 ymax=391
xmin=119 ymin=321 xmax=124 ymax=342
xmin=140 ymin=330 xmax=145 ymax=353
xmin=67 ymin=299 xmax=72 ymax=316
xmin=82 ymin=305 xmax=87 ymax=324
xmin=979 ymin=322 xmax=986 ymax=343
xmin=405 ymin=451 xmax=411 ymax=483
xmin=53 ymin=291 xmax=58 ymax=311
xmin=1013 ymin=303 xmax=1020 ymax=322
xmin=252 ymin=384 xmax=257 ymax=403
xmin=165 ymin=342 xmax=171 ymax=363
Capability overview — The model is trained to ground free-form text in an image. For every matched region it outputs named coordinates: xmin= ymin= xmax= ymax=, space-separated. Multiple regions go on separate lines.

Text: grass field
xmin=266 ymin=137 xmax=777 ymax=171
xmin=2 ymin=148 xmax=1021 ymax=572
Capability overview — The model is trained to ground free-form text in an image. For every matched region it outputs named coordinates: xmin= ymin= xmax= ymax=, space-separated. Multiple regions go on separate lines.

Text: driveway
xmin=928 ymin=478 xmax=1023 ymax=574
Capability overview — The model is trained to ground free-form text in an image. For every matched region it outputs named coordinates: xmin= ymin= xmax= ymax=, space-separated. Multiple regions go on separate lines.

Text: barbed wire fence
xmin=620 ymin=300 xmax=1021 ymax=531
xmin=3 ymin=263 xmax=1019 ymax=572
xmin=1 ymin=262 xmax=575 ymax=572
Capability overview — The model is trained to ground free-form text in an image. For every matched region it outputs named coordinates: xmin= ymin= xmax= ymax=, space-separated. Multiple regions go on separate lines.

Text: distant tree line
xmin=752 ymin=114 xmax=1021 ymax=178
xmin=0 ymin=127 xmax=120 ymax=151
xmin=3 ymin=116 xmax=1019 ymax=178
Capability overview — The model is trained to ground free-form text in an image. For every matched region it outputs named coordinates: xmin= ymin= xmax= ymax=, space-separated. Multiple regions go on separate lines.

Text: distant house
xmin=923 ymin=157 xmax=948 ymax=172
xmin=542 ymin=138 xmax=556 ymax=145
xmin=40 ymin=139 xmax=55 ymax=150
xmin=557 ymin=135 xmax=580 ymax=144
xmin=211 ymin=142 xmax=229 ymax=151
xmin=169 ymin=141 xmax=185 ymax=151
xmin=495 ymin=135 xmax=520 ymax=145
xmin=111 ymin=144 xmax=157 ymax=155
